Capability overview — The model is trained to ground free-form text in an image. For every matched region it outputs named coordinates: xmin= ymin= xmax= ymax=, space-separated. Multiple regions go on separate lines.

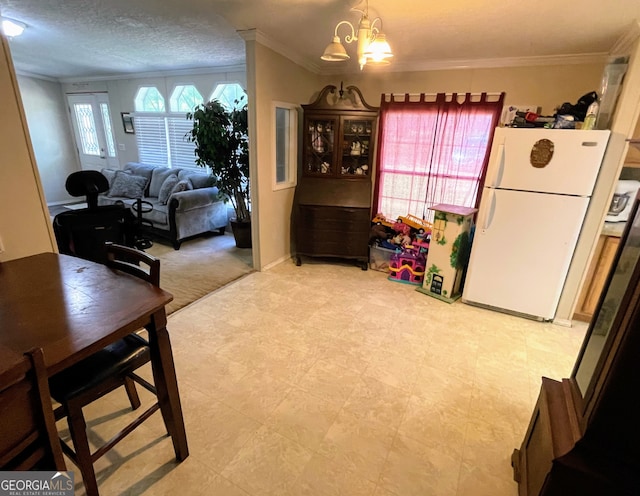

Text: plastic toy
xmin=388 ymin=245 xmax=426 ymax=285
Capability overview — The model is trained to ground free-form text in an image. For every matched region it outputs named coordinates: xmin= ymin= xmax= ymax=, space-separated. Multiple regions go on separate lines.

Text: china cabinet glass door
xmin=305 ymin=115 xmax=337 ymax=176
xmin=340 ymin=116 xmax=375 ymax=177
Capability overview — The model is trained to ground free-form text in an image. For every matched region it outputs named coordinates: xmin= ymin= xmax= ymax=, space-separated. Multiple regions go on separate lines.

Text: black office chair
xmin=53 ymin=171 xmax=144 ymax=263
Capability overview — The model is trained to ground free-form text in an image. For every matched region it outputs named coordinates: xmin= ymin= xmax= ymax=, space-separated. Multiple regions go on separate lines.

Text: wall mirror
xmin=573 ymin=193 xmax=640 ymax=402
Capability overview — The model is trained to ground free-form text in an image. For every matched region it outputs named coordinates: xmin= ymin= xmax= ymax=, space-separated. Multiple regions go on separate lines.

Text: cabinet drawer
xmin=298 ymin=205 xmax=370 ymax=230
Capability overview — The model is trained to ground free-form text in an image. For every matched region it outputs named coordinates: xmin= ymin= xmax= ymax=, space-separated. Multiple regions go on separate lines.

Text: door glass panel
xmin=73 ymin=103 xmax=100 ymax=156
xmin=100 ymin=103 xmax=116 ymax=157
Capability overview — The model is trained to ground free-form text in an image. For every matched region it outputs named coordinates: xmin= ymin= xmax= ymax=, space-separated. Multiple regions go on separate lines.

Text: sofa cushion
xmin=141 ymin=199 xmax=169 ymax=227
xmin=107 ymin=171 xmax=148 ymax=199
xmin=158 ymin=175 xmax=179 ymax=205
xmin=149 ymin=167 xmax=178 ymax=198
xmin=123 ymin=163 xmax=155 ymax=194
xmin=178 ymin=169 xmax=214 ymax=189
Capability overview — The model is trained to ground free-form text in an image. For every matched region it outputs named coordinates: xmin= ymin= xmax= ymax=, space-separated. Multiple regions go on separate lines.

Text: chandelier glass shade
xmin=320 ymin=0 xmax=393 ymax=70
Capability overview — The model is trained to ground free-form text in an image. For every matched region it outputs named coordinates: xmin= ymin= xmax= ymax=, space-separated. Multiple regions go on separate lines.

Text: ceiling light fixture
xmin=320 ymin=0 xmax=393 ymax=70
xmin=1 ymin=17 xmax=26 ymax=38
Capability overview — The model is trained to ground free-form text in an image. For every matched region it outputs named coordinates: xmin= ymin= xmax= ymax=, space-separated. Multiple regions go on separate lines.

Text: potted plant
xmin=186 ymin=98 xmax=251 ymax=248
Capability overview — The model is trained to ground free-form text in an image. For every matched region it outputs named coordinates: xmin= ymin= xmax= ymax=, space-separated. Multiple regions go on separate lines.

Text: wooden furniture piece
xmin=623 ymin=117 xmax=640 ymax=167
xmin=0 ymin=253 xmax=188 ymax=491
xmin=573 ymin=234 xmax=621 ymax=322
xmin=0 ymin=346 xmax=66 ymax=471
xmin=294 ymin=84 xmax=378 ymax=269
xmin=48 ymin=244 xmax=162 ymax=496
xmin=512 ymin=194 xmax=640 ymax=495
xmin=417 ymin=204 xmax=476 ymax=302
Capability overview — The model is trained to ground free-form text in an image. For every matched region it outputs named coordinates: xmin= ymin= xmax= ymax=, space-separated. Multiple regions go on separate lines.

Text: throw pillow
xmin=149 ymin=167 xmax=179 ymax=197
xmin=178 ymin=169 xmax=214 ymax=189
xmin=157 ymin=174 xmax=179 ymax=205
xmin=169 ymin=179 xmax=192 ymax=198
xmin=107 ymin=171 xmax=148 ymax=199
xmin=101 ymin=168 xmax=130 ymax=188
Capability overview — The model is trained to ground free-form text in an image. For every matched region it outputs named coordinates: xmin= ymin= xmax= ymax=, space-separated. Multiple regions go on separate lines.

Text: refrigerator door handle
xmin=488 ymin=144 xmax=505 ymax=188
xmin=480 ymin=190 xmax=497 ymax=231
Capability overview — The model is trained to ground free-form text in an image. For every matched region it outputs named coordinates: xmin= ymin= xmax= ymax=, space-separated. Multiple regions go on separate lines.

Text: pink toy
xmin=388 ymin=245 xmax=426 ymax=285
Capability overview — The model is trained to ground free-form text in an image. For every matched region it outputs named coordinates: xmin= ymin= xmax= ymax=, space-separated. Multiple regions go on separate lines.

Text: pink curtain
xmin=373 ymin=92 xmax=504 ymax=222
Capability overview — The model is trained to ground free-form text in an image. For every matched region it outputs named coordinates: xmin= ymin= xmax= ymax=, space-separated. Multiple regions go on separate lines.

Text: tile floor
xmin=60 ymin=260 xmax=588 ymax=495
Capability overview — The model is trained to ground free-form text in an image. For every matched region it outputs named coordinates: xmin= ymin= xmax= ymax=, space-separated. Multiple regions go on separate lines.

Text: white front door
xmin=67 ymin=93 xmax=119 ymax=171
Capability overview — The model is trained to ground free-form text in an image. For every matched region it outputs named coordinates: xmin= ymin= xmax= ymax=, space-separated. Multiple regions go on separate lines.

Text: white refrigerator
xmin=462 ymin=127 xmax=611 ymax=321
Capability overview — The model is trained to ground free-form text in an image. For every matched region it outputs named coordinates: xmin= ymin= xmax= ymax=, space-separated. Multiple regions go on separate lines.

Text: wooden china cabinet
xmin=512 ymin=193 xmax=640 ymax=495
xmin=293 ymin=84 xmax=379 ymax=269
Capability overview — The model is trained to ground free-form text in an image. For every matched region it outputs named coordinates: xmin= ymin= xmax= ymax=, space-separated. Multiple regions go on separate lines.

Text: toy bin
xmin=369 ymin=245 xmax=396 ymax=272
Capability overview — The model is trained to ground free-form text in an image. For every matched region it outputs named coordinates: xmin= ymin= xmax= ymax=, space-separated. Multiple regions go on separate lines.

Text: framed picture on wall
xmin=121 ymin=112 xmax=135 ymax=134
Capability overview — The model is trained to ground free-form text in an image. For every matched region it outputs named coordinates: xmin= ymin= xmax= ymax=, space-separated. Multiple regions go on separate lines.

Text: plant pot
xmin=231 ymin=219 xmax=252 ymax=248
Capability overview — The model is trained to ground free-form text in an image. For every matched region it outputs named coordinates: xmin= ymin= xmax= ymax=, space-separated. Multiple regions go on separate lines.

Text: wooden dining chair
xmin=0 ymin=346 xmax=66 ymax=471
xmin=48 ymin=243 xmax=163 ymax=496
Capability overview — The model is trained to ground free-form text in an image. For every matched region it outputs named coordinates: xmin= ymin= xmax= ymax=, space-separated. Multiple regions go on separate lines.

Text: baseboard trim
xmin=262 ymin=254 xmax=294 ymax=272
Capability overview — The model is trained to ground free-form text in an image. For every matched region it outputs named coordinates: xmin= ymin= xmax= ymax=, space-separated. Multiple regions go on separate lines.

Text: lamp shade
xmin=363 ymin=33 xmax=393 ymax=63
xmin=321 ymin=36 xmax=351 ymax=61
xmin=1 ymin=18 xmax=26 ymax=37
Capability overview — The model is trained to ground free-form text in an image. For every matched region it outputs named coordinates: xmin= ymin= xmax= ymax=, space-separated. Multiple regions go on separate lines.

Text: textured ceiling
xmin=1 ymin=0 xmax=639 ymax=79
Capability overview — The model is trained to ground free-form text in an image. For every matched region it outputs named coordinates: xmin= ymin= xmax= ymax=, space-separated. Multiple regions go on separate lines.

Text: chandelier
xmin=320 ymin=0 xmax=393 ymax=70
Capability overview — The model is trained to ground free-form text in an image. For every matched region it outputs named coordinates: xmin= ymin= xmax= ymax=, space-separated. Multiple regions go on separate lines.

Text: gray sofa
xmin=98 ymin=162 xmax=227 ymax=249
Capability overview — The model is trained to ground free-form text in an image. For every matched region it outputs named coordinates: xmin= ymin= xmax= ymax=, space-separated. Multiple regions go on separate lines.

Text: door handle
xmin=100 ymin=148 xmax=106 ymax=159
xmin=481 ymin=190 xmax=496 ymax=231
xmin=487 ymin=143 xmax=504 ymax=188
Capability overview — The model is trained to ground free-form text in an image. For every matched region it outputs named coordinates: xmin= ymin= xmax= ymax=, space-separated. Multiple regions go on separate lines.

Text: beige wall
xmin=0 ymin=38 xmax=55 ymax=261
xmin=17 ymin=75 xmax=79 ymax=204
xmin=320 ymin=63 xmax=604 ymax=117
xmin=248 ymin=41 xmax=320 ymax=270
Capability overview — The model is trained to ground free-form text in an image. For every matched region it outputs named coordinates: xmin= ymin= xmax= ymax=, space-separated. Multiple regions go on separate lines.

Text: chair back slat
xmin=0 ymin=347 xmax=65 ymax=471
xmin=105 ymin=243 xmax=160 ymax=286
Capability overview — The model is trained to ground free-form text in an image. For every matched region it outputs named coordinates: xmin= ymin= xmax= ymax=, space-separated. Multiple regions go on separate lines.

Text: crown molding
xmin=238 ymin=28 xmax=321 ymax=74
xmin=238 ymin=30 xmax=610 ymax=76
xmin=610 ymin=20 xmax=640 ymax=56
xmin=57 ymin=64 xmax=246 ymax=84
xmin=14 ymin=69 xmax=59 ymax=82
xmin=320 ymin=52 xmax=610 ymax=75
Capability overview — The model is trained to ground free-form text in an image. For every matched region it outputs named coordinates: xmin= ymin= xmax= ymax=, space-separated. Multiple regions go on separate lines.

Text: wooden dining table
xmin=0 ymin=252 xmax=189 ymax=462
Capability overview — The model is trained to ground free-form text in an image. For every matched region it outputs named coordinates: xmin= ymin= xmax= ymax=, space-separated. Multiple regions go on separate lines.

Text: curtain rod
xmin=382 ymin=91 xmax=504 ymax=103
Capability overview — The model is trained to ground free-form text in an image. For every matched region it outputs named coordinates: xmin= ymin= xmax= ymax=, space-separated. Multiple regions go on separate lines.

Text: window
xmin=273 ymin=102 xmax=298 ymax=190
xmin=170 ymin=85 xmax=203 ymax=113
xmin=375 ymin=93 xmax=503 ymax=222
xmin=133 ymin=84 xmax=204 ymax=168
xmin=211 ymin=83 xmax=246 ymax=111
xmin=134 ymin=86 xmax=165 ymax=112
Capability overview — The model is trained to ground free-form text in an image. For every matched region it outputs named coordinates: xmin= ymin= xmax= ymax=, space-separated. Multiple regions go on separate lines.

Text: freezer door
xmin=485 ymin=128 xmax=610 ymax=196
xmin=462 ymin=188 xmax=589 ymax=320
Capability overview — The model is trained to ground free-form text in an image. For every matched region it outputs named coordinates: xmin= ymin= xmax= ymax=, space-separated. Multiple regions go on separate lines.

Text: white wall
xmin=17 ymin=75 xmax=79 ymax=204
xmin=0 ymin=38 xmax=56 ymax=261
xmin=60 ymin=71 xmax=246 ymax=167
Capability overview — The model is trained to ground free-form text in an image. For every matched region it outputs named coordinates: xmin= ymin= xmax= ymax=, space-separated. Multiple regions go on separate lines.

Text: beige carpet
xmin=146 ymin=232 xmax=254 ymax=314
